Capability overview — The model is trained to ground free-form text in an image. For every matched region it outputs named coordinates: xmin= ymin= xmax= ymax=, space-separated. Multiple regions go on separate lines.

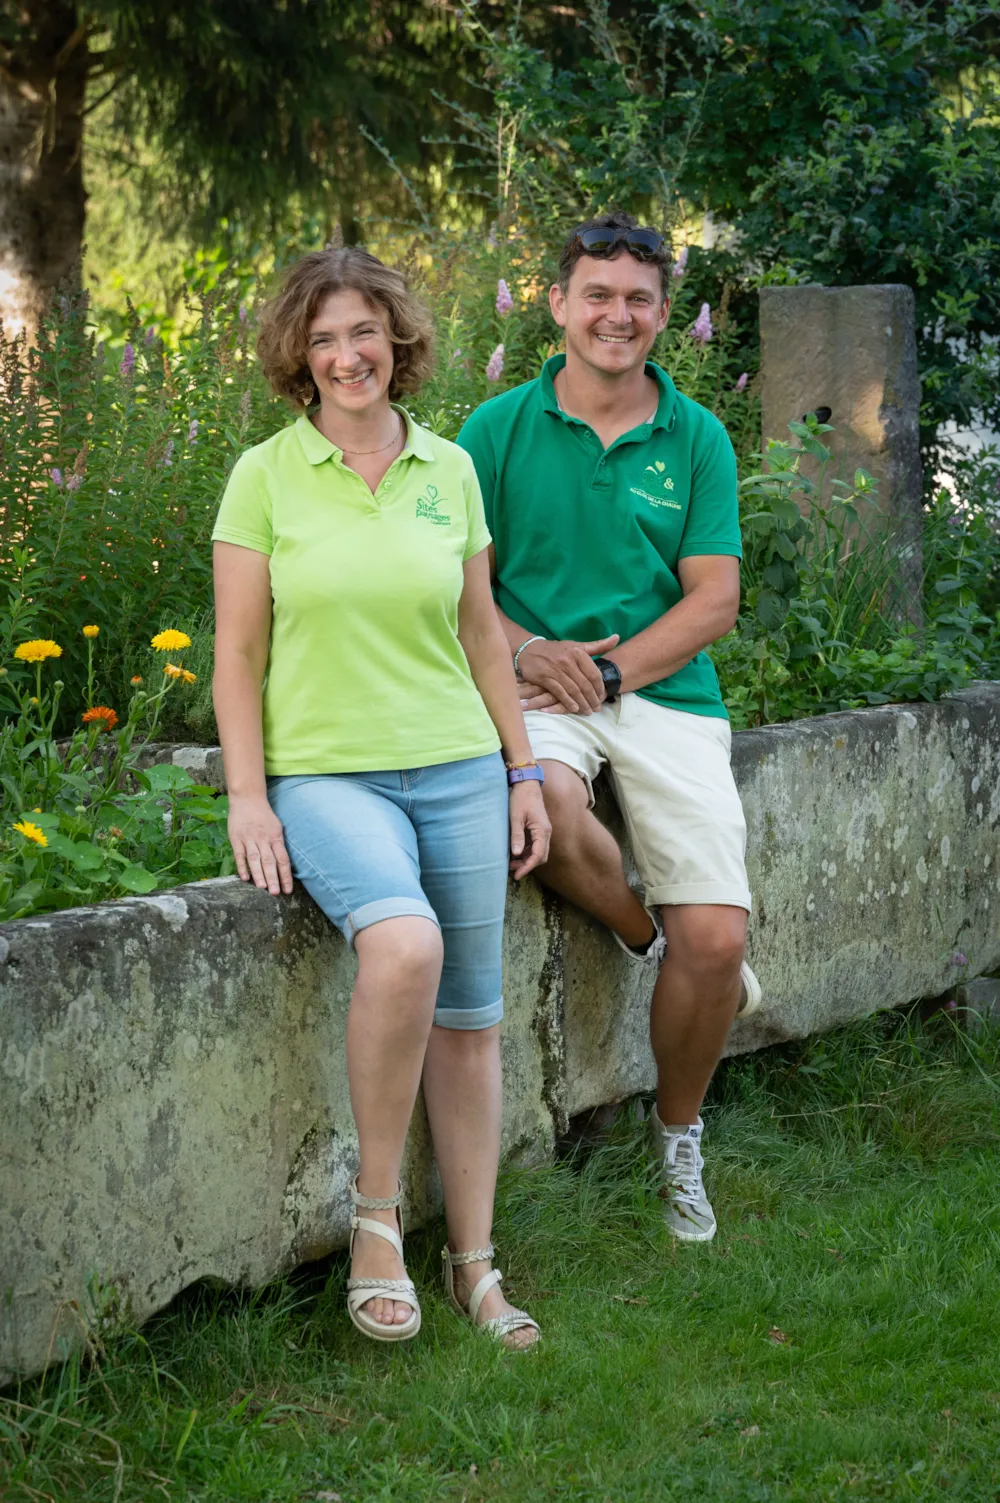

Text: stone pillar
xmin=759 ymin=284 xmax=923 ymax=615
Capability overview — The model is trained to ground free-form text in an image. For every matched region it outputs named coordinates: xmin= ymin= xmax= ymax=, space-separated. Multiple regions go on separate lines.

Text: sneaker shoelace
xmin=663 ymin=1132 xmax=706 ymax=1211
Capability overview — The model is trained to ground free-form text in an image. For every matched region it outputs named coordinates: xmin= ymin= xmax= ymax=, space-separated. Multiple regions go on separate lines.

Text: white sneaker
xmin=649 ymin=1109 xmax=716 ymax=1242
xmin=737 ymin=960 xmax=762 ymax=1019
xmin=613 ymin=902 xmax=763 ymax=1020
xmin=611 ymin=905 xmax=667 ymax=967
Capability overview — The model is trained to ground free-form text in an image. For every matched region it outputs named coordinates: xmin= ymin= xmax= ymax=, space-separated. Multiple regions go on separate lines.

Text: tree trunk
xmin=0 ymin=1 xmax=87 ymax=345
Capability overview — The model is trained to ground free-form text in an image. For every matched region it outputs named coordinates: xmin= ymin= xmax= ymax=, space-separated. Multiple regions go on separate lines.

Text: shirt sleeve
xmin=459 ymin=448 xmax=492 ymax=561
xmin=456 ymin=406 xmax=497 ymax=539
xmin=678 ymin=418 xmax=743 ymax=561
xmin=212 ymin=451 xmax=273 ymax=555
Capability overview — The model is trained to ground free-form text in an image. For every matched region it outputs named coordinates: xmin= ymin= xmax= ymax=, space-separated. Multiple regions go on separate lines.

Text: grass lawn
xmin=3 ymin=1009 xmax=999 ymax=1502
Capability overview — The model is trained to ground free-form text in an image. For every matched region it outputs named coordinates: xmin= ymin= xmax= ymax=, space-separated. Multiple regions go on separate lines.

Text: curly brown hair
xmin=256 ymin=247 xmax=435 ymax=408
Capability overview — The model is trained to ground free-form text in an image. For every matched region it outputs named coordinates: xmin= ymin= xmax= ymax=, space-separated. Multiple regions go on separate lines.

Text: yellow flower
xmin=29 ymin=696 xmax=39 ymax=705
xmin=180 ymin=668 xmax=197 ymax=684
xmin=13 ymin=819 xmax=47 ymax=848
xmin=150 ymin=629 xmax=191 ymax=652
xmin=163 ymin=662 xmax=183 ymax=678
xmin=14 ymin=639 xmax=62 ymax=663
xmin=82 ymin=624 xmax=99 ymax=639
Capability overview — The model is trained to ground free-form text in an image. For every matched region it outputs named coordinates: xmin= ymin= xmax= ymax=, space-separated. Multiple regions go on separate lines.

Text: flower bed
xmin=0 ymin=626 xmax=232 ymax=921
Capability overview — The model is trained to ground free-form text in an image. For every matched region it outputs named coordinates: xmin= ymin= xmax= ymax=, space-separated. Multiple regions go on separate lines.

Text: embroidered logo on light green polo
xmin=629 ymin=459 xmax=681 ymax=511
xmin=416 ymin=483 xmax=452 ymax=524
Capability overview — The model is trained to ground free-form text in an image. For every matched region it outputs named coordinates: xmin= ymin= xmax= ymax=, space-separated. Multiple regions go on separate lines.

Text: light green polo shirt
xmin=457 ymin=355 xmax=741 ymax=719
xmin=212 ymin=410 xmax=501 ymax=773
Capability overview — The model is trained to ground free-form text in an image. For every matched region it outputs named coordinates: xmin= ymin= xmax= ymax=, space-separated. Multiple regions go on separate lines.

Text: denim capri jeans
xmin=267 ymin=751 xmax=509 ymax=1030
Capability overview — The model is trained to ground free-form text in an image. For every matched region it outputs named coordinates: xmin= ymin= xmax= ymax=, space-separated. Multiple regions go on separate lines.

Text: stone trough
xmin=2 ymin=685 xmax=999 ymax=1382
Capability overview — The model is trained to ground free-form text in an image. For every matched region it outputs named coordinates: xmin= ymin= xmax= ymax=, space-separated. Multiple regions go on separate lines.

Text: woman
xmin=212 ymin=247 xmax=550 ymax=1350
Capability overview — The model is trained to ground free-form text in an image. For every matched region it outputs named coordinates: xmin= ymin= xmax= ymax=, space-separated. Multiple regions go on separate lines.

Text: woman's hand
xmin=228 ymin=794 xmax=294 ymax=896
xmin=509 ymin=780 xmax=551 ymax=880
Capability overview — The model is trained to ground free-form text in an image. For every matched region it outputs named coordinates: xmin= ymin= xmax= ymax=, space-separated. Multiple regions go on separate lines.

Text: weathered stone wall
xmin=3 ymin=686 xmax=999 ymax=1383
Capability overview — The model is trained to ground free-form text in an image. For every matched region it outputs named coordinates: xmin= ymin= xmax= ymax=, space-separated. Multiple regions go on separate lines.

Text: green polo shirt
xmin=212 ymin=410 xmax=500 ymax=773
xmin=457 ymin=355 xmax=741 ymax=720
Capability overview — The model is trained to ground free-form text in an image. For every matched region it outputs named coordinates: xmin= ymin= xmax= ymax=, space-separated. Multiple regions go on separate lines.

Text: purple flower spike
xmin=162 ymin=439 xmax=175 ymax=467
xmin=120 ymin=342 xmax=135 ymax=377
xmin=144 ymin=327 xmax=155 ymax=346
xmin=672 ymin=246 xmax=688 ymax=278
xmin=65 ymin=474 xmax=82 ymax=492
xmin=496 ymin=278 xmax=514 ymax=316
xmin=952 ymin=951 xmax=969 ymax=968
xmin=187 ymin=418 xmax=199 ymax=445
xmin=691 ymin=303 xmax=713 ymax=343
xmin=50 ymin=467 xmax=63 ymax=487
xmin=239 ymin=304 xmax=248 ymax=325
xmin=735 ymin=372 xmax=748 ymax=393
xmin=485 ymin=343 xmax=505 ymax=382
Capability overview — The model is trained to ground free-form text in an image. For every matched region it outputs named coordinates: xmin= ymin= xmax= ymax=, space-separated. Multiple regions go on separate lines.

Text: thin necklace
xmin=327 ymin=414 xmax=403 ymax=456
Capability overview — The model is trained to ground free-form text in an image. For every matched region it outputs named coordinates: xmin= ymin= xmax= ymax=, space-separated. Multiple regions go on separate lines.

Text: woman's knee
xmin=355 ymin=915 xmax=443 ymax=989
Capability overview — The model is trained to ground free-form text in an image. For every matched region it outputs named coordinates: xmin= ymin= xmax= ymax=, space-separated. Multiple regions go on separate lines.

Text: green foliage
xmin=0 ymin=277 xmax=284 ymax=723
xmin=714 ymin=425 xmax=1000 ymax=729
xmin=3 ymin=1009 xmax=999 ymax=1500
xmin=0 ymin=637 xmax=233 ymax=920
xmin=463 ymin=2 xmax=1000 ymax=463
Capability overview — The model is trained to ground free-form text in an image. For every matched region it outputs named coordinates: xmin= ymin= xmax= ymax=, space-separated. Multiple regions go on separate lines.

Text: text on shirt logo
xmin=415 ymin=484 xmax=452 ymax=525
xmin=631 ymin=460 xmax=681 ymax=510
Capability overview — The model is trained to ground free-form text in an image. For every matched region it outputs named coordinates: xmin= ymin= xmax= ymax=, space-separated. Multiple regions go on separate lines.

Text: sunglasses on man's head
xmin=572 ymin=226 xmax=665 ymax=260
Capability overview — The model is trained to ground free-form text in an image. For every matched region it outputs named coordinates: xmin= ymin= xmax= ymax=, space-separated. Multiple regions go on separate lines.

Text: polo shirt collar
xmin=293 ymin=406 xmax=435 ymax=465
xmin=539 ymin=353 xmax=677 ymax=432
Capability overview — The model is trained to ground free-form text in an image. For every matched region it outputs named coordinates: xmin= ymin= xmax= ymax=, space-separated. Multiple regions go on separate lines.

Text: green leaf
xmin=179 ymin=840 xmax=215 ymax=867
xmin=774 ymin=533 xmax=799 ymax=561
xmin=142 ymin=763 xmax=196 ymax=793
xmin=116 ymin=865 xmax=160 ymax=895
xmin=755 ymin=589 xmax=790 ymax=630
xmin=45 ymin=833 xmax=106 ymax=871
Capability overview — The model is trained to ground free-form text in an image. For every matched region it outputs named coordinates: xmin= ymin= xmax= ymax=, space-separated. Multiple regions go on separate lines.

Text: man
xmin=457 ymin=210 xmax=761 ymax=1242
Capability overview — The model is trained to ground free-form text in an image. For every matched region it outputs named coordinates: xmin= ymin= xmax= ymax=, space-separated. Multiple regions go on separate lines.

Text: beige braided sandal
xmin=346 ymin=1176 xmax=420 ymax=1343
xmin=442 ymin=1243 xmax=540 ymax=1349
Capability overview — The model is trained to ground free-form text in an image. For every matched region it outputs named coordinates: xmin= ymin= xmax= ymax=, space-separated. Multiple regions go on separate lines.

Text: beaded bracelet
xmin=513 ymin=635 xmax=545 ymax=677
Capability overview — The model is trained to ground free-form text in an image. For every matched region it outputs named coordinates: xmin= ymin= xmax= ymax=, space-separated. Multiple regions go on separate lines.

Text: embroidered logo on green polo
xmin=645 ymin=460 xmax=675 ymax=491
xmin=415 ymin=484 xmax=451 ymax=525
xmin=630 ymin=460 xmax=682 ymax=510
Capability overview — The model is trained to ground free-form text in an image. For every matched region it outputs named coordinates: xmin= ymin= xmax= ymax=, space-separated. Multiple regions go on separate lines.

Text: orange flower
xmin=130 ymin=675 xmax=143 ymax=685
xmin=163 ymin=663 xmax=196 ymax=683
xmin=82 ymin=705 xmax=118 ymax=731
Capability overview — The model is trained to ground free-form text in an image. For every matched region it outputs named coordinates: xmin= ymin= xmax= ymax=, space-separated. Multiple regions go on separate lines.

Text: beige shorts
xmin=524 ymin=692 xmax=752 ymax=912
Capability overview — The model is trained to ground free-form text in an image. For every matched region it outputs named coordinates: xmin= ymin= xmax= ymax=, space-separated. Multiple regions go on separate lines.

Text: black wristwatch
xmin=592 ymin=656 xmax=622 ymax=704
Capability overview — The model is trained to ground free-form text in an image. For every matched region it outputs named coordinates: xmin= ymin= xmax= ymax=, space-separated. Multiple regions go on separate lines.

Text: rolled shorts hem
xmin=346 ymin=896 xmax=440 ymax=949
xmin=644 ymin=881 xmax=752 ymax=913
xmin=433 ymin=997 xmax=504 ymax=1031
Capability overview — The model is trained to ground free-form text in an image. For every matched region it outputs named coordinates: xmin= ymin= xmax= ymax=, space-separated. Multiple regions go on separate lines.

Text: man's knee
xmin=539 ymin=760 xmax=590 ymax=839
xmin=663 ymin=906 xmax=746 ymax=980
